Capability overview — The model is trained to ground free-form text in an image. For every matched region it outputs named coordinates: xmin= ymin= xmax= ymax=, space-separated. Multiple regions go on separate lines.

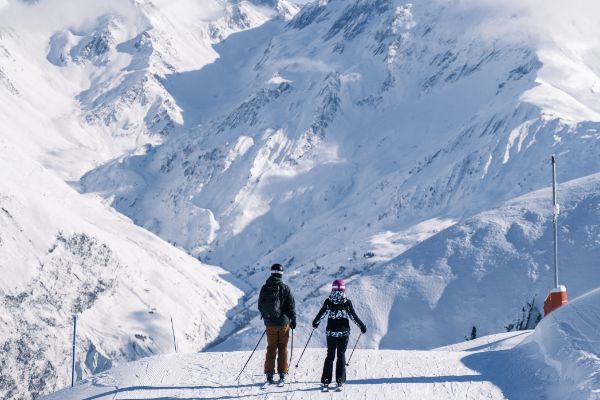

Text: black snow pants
xmin=320 ymin=335 xmax=349 ymax=385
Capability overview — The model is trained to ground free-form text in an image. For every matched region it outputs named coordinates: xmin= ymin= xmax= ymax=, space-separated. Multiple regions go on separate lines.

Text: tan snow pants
xmin=264 ymin=324 xmax=290 ymax=374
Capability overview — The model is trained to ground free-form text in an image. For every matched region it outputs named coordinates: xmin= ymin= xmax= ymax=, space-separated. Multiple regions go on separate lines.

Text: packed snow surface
xmin=46 ymin=332 xmax=545 ymax=400
xmin=44 ymin=288 xmax=600 ymax=399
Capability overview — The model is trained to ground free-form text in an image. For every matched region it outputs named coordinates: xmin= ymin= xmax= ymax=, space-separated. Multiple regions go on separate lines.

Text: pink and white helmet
xmin=331 ymin=279 xmax=346 ymax=292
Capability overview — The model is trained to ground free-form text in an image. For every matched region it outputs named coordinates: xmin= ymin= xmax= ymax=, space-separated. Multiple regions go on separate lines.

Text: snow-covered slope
xmin=350 ymin=172 xmax=600 ymax=349
xmin=80 ymin=0 xmax=600 ymax=267
xmin=3 ymin=0 xmax=600 ymax=398
xmin=214 ymin=172 xmax=600 ymax=352
xmin=44 ymin=331 xmax=546 ymax=400
xmin=75 ymin=0 xmax=600 ymax=350
xmin=42 ymin=288 xmax=600 ymax=400
xmin=532 ymin=288 xmax=600 ymax=399
xmin=0 ymin=140 xmax=243 ymax=399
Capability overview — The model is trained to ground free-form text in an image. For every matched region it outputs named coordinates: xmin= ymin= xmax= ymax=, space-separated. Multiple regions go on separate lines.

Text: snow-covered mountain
xmin=2 ymin=0 xmax=600 ymax=398
xmin=0 ymin=0 xmax=297 ymax=179
xmin=77 ymin=0 xmax=600 ymax=349
xmin=0 ymin=0 xmax=294 ymax=398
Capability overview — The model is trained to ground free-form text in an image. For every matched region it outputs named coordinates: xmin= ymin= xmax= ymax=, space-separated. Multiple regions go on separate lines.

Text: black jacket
xmin=312 ymin=297 xmax=366 ymax=337
xmin=259 ymin=275 xmax=296 ymax=326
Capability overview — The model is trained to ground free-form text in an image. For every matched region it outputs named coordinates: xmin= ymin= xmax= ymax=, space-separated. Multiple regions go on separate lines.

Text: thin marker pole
xmin=170 ymin=315 xmax=177 ymax=353
xmin=71 ymin=315 xmax=77 ymax=387
xmin=552 ymin=155 xmax=559 ymax=288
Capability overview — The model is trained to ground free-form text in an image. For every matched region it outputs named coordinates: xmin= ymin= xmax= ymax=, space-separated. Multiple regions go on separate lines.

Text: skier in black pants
xmin=312 ymin=279 xmax=367 ymax=391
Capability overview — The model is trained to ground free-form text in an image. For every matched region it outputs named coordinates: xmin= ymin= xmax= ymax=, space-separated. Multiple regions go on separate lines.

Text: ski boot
xmin=277 ymin=372 xmax=287 ymax=386
xmin=266 ymin=372 xmax=275 ymax=385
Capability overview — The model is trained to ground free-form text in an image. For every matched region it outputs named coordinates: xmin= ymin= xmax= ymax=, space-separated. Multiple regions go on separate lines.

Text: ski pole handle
xmin=294 ymin=328 xmax=315 ymax=368
xmin=346 ymin=333 xmax=362 ymax=366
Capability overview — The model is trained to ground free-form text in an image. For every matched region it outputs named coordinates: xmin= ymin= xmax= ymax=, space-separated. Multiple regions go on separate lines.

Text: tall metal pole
xmin=551 ymin=155 xmax=559 ymax=288
xmin=71 ymin=315 xmax=77 ymax=387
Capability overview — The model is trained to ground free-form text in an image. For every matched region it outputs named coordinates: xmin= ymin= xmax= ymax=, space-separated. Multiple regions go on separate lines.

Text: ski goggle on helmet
xmin=331 ymin=279 xmax=345 ymax=292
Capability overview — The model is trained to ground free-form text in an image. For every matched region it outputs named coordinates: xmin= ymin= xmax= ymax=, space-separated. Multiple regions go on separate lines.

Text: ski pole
xmin=346 ymin=333 xmax=362 ymax=366
xmin=289 ymin=327 xmax=294 ymax=366
xmin=236 ymin=329 xmax=266 ymax=382
xmin=294 ymin=328 xmax=315 ymax=368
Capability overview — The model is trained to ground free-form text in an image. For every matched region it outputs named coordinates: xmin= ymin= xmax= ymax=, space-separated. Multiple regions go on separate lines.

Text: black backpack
xmin=258 ymin=283 xmax=282 ymax=320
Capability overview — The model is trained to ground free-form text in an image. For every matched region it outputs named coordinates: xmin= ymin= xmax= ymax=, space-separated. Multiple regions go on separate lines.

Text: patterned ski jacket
xmin=312 ymin=291 xmax=366 ymax=337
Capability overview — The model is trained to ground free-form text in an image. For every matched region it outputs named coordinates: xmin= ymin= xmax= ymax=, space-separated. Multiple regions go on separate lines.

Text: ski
xmin=260 ymin=381 xmax=273 ymax=390
xmin=321 ymin=384 xmax=329 ymax=392
xmin=335 ymin=385 xmax=343 ymax=392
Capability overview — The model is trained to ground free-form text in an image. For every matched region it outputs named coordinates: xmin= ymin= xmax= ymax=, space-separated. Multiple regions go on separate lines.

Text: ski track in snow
xmin=45 ymin=332 xmax=546 ymax=400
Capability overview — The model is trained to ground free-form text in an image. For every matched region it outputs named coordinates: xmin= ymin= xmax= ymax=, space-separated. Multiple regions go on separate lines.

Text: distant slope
xmin=353 ymin=173 xmax=600 ymax=349
xmin=0 ymin=141 xmax=243 ymax=399
xmin=215 ymin=172 xmax=600 ymax=352
xmin=79 ymin=0 xmax=600 ymax=271
xmin=0 ymin=0 xmax=297 ymax=180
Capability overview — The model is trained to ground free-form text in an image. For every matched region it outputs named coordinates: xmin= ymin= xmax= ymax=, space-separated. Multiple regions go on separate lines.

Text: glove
xmin=360 ymin=325 xmax=367 ymax=334
xmin=290 ymin=320 xmax=297 ymax=330
xmin=312 ymin=321 xmax=319 ymax=329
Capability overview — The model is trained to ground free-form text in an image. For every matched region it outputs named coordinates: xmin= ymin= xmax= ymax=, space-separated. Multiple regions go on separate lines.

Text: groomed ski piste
xmin=45 ymin=289 xmax=600 ymax=400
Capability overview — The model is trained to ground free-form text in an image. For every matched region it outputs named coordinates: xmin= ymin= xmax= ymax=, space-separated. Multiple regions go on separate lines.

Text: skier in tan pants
xmin=258 ymin=263 xmax=297 ymax=385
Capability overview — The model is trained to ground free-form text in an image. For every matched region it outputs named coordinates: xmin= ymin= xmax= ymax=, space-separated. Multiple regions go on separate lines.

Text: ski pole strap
xmin=294 ymin=328 xmax=315 ymax=368
xmin=236 ymin=329 xmax=266 ymax=382
xmin=346 ymin=333 xmax=361 ymax=366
